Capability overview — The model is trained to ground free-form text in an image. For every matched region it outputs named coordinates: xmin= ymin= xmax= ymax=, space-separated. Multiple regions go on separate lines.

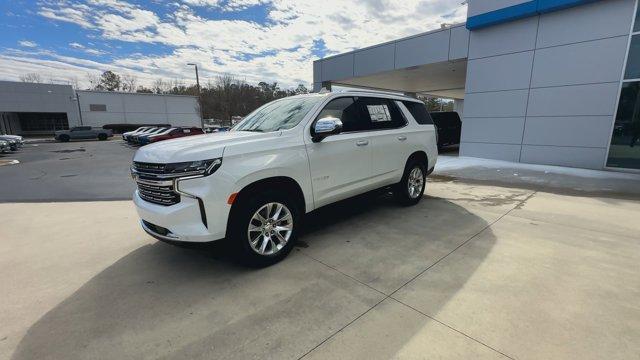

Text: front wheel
xmin=394 ymin=160 xmax=427 ymax=206
xmin=229 ymin=191 xmax=300 ymax=267
xmin=98 ymin=133 xmax=108 ymax=141
xmin=59 ymin=135 xmax=70 ymax=142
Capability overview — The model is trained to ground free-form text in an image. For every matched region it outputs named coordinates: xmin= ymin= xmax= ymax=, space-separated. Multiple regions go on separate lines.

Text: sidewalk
xmin=434 ymin=155 xmax=640 ymax=198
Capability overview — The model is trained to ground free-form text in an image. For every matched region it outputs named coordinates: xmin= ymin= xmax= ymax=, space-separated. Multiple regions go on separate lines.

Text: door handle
xmin=356 ymin=140 xmax=369 ymax=146
xmin=397 ymin=136 xmax=407 ymax=141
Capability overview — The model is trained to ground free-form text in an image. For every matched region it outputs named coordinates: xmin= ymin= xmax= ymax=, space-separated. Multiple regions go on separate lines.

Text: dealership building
xmin=0 ymin=81 xmax=201 ymax=136
xmin=314 ymin=0 xmax=640 ymax=171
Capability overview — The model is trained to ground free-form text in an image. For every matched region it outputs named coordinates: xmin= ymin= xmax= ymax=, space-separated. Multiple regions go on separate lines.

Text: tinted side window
xmin=316 ymin=97 xmax=370 ymax=132
xmin=359 ymin=97 xmax=406 ymax=130
xmin=402 ymin=101 xmax=433 ymax=125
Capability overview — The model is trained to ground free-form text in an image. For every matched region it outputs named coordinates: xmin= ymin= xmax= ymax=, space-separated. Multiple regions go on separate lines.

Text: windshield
xmin=233 ymin=96 xmax=323 ymax=133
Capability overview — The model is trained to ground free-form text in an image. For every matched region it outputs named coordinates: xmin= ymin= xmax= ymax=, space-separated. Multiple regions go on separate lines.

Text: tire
xmin=394 ymin=159 xmax=427 ymax=206
xmin=59 ymin=135 xmax=70 ymax=142
xmin=228 ymin=190 xmax=300 ymax=267
xmin=98 ymin=133 xmax=108 ymax=141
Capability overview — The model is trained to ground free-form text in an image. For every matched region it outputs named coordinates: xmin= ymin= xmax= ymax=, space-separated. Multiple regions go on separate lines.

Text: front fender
xmin=221 ymin=144 xmax=314 ymax=212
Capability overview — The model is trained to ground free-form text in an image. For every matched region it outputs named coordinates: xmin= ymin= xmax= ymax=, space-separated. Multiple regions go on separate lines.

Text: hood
xmin=0 ymin=135 xmax=21 ymax=141
xmin=0 ymin=134 xmax=22 ymax=141
xmin=0 ymin=136 xmax=17 ymax=143
xmin=133 ymin=131 xmax=279 ymax=164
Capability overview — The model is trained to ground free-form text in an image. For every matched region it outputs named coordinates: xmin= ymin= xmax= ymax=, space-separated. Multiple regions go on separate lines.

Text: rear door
xmin=359 ymin=97 xmax=411 ymax=186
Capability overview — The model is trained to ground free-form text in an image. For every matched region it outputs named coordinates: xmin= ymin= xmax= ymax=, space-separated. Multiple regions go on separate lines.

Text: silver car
xmin=54 ymin=126 xmax=113 ymax=142
xmin=0 ymin=135 xmax=22 ymax=151
xmin=0 ymin=139 xmax=9 ymax=153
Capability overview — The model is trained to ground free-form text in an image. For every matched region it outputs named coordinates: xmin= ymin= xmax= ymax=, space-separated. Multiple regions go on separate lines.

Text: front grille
xmin=137 ymin=181 xmax=180 ymax=206
xmin=133 ymin=162 xmax=181 ymax=206
xmin=132 ymin=162 xmax=167 ymax=178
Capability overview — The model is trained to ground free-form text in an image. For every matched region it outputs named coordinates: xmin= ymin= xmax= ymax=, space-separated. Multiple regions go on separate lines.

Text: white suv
xmin=131 ymin=91 xmax=438 ymax=266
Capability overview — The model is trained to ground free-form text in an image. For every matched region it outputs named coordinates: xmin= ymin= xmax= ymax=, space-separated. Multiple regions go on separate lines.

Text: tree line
xmin=19 ymin=70 xmax=454 ymax=124
xmin=88 ymin=71 xmax=309 ymax=123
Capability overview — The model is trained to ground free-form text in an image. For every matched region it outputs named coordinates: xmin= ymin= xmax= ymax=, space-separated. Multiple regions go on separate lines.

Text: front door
xmin=305 ymin=97 xmax=373 ymax=208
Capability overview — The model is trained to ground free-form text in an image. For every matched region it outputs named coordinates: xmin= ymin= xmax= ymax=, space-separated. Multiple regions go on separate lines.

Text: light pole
xmin=187 ymin=63 xmax=205 ymax=128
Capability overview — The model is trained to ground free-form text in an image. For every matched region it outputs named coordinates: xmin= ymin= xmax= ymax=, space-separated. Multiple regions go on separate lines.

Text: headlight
xmin=164 ymin=158 xmax=222 ymax=177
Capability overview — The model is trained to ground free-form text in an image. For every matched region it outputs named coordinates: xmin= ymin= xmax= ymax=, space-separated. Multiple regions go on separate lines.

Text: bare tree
xmin=152 ymin=78 xmax=170 ymax=94
xmin=121 ymin=74 xmax=138 ymax=92
xmin=67 ymin=76 xmax=80 ymax=90
xmin=86 ymin=72 xmax=101 ymax=90
xmin=19 ymin=73 xmax=42 ymax=83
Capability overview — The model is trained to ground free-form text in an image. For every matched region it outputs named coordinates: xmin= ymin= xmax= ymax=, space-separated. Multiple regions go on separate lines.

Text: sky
xmin=0 ymin=0 xmax=467 ymax=89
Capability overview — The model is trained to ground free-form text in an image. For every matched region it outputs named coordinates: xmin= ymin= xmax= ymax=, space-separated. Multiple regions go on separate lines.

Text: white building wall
xmin=461 ymin=0 xmax=636 ymax=169
xmin=77 ymin=91 xmax=200 ymax=128
xmin=0 ymin=81 xmax=81 ymax=129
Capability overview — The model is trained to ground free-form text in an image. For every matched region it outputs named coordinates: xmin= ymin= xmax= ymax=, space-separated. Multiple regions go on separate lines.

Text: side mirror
xmin=312 ymin=117 xmax=343 ymax=142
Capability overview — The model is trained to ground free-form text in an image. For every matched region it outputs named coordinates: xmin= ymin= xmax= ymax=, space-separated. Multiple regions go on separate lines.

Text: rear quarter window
xmin=402 ymin=101 xmax=433 ymax=125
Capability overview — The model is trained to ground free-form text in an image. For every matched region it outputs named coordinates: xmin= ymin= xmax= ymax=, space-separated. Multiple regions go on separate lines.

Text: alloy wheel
xmin=247 ymin=202 xmax=294 ymax=255
xmin=407 ymin=167 xmax=424 ymax=199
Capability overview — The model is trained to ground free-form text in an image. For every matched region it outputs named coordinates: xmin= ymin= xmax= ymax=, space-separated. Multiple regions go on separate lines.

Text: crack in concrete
xmin=298 ymin=192 xmax=538 ymax=359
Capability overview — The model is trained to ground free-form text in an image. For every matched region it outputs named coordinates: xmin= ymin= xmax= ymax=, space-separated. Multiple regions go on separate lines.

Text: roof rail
xmin=337 ymin=88 xmax=408 ymax=96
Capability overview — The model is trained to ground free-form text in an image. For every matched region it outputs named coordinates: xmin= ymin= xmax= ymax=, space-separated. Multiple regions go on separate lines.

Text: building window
xmin=607 ymin=0 xmax=640 ymax=169
xmin=18 ymin=113 xmax=69 ymax=132
xmin=606 ymin=82 xmax=640 ymax=168
xmin=635 ymin=3 xmax=640 ymax=32
xmin=625 ymin=35 xmax=640 ymax=80
xmin=89 ymin=104 xmax=107 ymax=112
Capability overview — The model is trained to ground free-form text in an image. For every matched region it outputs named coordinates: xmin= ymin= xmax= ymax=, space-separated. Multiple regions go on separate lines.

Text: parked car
xmin=131 ymin=91 xmax=438 ymax=266
xmin=139 ymin=127 xmax=205 ymax=145
xmin=130 ymin=127 xmax=168 ymax=144
xmin=0 ymin=134 xmax=24 ymax=150
xmin=123 ymin=127 xmax=152 ymax=142
xmin=430 ymin=112 xmax=461 ymax=149
xmin=54 ymin=126 xmax=113 ymax=142
xmin=127 ymin=127 xmax=159 ymax=143
xmin=0 ymin=139 xmax=9 ymax=153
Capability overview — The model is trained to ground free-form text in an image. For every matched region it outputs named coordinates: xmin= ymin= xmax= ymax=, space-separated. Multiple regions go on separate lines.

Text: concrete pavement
xmin=1 ymin=181 xmax=639 ymax=359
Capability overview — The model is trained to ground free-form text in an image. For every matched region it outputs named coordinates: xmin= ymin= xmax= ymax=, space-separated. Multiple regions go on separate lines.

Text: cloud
xmin=18 ymin=40 xmax=38 ymax=48
xmin=182 ymin=0 xmax=269 ymax=11
xmin=68 ymin=42 xmax=108 ymax=56
xmin=3 ymin=0 xmax=467 ymax=88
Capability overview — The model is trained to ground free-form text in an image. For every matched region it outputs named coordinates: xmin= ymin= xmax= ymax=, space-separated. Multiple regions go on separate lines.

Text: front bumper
xmin=133 ymin=175 xmax=232 ymax=243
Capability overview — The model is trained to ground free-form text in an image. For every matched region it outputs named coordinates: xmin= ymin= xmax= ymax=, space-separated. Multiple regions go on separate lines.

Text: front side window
xmin=315 ymin=97 xmax=370 ymax=132
xmin=234 ymin=96 xmax=323 ymax=133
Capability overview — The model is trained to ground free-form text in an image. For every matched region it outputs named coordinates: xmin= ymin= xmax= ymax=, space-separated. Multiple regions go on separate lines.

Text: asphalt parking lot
xmin=0 ymin=139 xmax=136 ymax=202
xmin=1 ymin=140 xmax=639 ymax=359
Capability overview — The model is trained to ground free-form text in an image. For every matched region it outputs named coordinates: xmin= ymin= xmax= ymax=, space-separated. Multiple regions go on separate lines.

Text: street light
xmin=187 ymin=63 xmax=204 ymax=128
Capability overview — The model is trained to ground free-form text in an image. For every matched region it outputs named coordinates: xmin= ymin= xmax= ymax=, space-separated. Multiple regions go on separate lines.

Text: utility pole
xmin=187 ymin=63 xmax=205 ymax=129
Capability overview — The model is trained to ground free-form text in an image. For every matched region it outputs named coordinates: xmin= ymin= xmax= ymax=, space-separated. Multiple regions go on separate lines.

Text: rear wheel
xmin=98 ymin=133 xmax=108 ymax=141
xmin=229 ymin=191 xmax=300 ymax=267
xmin=394 ymin=159 xmax=426 ymax=206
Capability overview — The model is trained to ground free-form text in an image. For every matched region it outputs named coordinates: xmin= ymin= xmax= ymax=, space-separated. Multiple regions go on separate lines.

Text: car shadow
xmin=11 ymin=193 xmax=497 ymax=360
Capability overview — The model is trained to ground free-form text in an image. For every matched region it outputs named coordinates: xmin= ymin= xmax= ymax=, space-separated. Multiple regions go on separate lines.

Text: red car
xmin=141 ymin=127 xmax=204 ymax=144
